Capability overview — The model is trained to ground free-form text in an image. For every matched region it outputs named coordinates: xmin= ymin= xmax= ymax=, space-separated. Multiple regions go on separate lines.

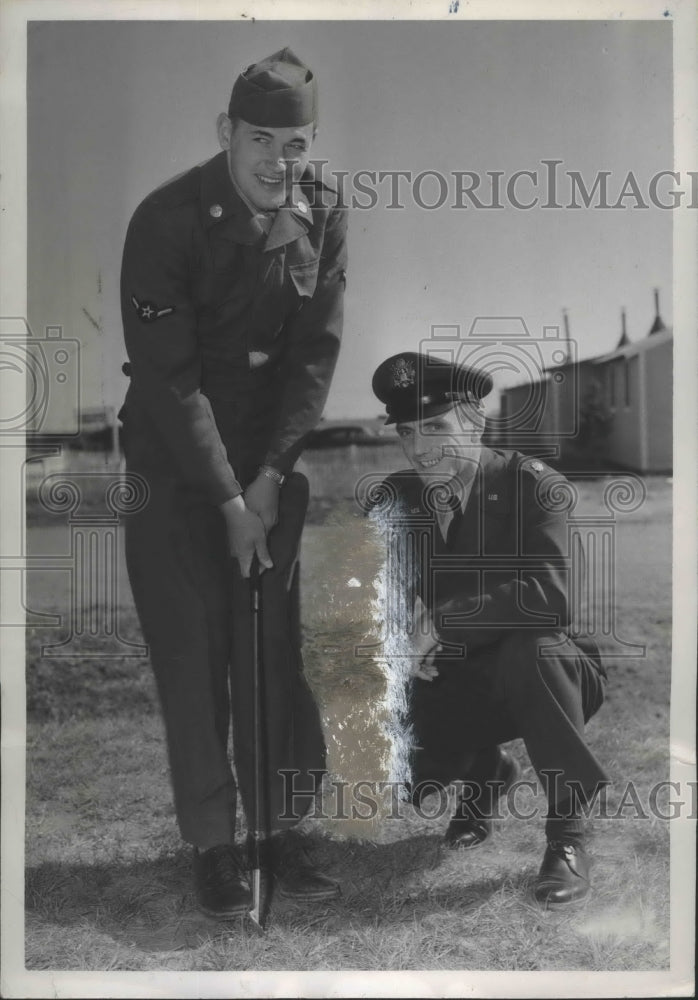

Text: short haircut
xmin=454 ymin=400 xmax=486 ymax=433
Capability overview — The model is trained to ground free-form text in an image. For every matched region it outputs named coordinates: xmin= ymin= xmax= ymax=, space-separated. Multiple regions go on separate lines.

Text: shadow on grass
xmin=25 ymin=832 xmax=529 ymax=956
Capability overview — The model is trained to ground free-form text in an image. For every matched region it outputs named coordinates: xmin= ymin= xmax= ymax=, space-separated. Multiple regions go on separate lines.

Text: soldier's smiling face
xmin=217 ymin=115 xmax=315 ymax=211
xmin=396 ymin=405 xmax=484 ymax=486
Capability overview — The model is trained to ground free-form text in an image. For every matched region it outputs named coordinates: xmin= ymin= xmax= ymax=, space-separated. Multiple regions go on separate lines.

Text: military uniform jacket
xmin=380 ymin=449 xmax=602 ymax=666
xmin=120 ymin=150 xmax=347 ymax=504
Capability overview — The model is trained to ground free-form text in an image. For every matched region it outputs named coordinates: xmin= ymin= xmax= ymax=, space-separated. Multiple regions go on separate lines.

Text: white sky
xmin=27 ymin=18 xmax=673 ymax=424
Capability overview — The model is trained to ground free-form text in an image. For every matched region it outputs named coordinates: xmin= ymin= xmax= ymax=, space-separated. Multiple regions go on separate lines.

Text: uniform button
xmin=297 ymin=201 xmax=308 ymax=214
xmin=209 ymin=204 xmax=223 ymax=218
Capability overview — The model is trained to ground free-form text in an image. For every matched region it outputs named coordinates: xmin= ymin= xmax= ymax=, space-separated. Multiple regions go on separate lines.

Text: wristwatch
xmin=260 ymin=465 xmax=286 ymax=487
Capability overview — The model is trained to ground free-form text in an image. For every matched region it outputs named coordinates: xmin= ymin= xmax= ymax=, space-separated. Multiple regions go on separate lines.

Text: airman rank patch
xmin=131 ymin=295 xmax=175 ymax=324
xmin=528 ymin=460 xmax=545 ymax=474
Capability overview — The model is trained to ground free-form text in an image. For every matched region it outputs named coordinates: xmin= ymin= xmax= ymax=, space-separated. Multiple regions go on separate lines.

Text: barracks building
xmin=496 ymin=290 xmax=673 ymax=474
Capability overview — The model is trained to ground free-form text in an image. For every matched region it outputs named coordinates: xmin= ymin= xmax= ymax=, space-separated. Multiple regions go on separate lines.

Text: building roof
xmin=591 ymin=325 xmax=672 ymax=365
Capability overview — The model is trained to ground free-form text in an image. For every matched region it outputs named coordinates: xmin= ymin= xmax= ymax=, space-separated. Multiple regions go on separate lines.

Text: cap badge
xmin=209 ymin=203 xmax=223 ymax=219
xmin=391 ymin=357 xmax=416 ymax=389
xmin=297 ymin=200 xmax=308 ymax=214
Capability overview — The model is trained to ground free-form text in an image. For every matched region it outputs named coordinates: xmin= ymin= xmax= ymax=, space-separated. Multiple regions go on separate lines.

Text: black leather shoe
xmin=533 ymin=840 xmax=591 ymax=908
xmin=445 ymin=750 xmax=521 ymax=849
xmin=444 ymin=815 xmax=493 ymax=849
xmin=250 ymin=833 xmax=340 ymax=901
xmin=193 ymin=844 xmax=252 ymax=918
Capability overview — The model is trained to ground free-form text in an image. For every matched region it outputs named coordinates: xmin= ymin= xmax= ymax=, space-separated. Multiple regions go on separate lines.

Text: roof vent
xmin=649 ymin=288 xmax=667 ymax=335
xmin=617 ymin=307 xmax=630 ymax=348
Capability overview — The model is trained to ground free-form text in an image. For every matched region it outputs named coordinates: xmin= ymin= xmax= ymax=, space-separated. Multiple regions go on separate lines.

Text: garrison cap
xmin=228 ymin=47 xmax=318 ymax=127
xmin=372 ymin=352 xmax=493 ymax=425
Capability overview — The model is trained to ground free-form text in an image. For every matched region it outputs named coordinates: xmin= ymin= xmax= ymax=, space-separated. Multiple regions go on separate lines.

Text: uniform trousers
xmin=124 ymin=471 xmax=326 ymax=848
xmin=410 ymin=629 xmax=608 ymax=810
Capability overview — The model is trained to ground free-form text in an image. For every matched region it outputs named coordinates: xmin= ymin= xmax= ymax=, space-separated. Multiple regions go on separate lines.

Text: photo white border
xmin=1 ymin=0 xmax=695 ymax=996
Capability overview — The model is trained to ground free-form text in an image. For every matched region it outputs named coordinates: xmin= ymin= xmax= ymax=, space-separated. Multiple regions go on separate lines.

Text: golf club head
xmin=247 ymin=867 xmax=266 ymax=932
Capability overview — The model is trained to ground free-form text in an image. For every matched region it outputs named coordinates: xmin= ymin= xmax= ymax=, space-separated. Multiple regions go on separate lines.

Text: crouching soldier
xmin=370 ymin=351 xmax=608 ymax=907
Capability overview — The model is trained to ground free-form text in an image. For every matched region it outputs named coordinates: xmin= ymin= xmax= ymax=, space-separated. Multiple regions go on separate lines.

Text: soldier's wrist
xmin=259 ymin=465 xmax=285 ymax=487
xmin=220 ymin=494 xmax=247 ymax=518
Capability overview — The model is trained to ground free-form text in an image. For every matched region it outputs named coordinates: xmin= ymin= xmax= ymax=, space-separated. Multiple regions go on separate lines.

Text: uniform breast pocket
xmin=288 ymin=258 xmax=320 ymax=300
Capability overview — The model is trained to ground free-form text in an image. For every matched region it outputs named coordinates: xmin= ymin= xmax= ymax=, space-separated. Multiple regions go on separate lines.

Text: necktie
xmin=252 ymin=212 xmax=274 ymax=237
xmin=434 ymin=486 xmax=461 ymax=544
xmin=446 ymin=492 xmax=464 ymax=546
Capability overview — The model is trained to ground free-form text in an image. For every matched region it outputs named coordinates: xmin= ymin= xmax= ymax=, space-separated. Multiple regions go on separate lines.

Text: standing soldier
xmin=120 ymin=48 xmax=347 ymax=918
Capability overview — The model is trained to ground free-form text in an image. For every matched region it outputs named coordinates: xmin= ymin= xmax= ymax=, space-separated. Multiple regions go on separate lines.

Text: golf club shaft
xmin=249 ymin=560 xmax=264 ymax=927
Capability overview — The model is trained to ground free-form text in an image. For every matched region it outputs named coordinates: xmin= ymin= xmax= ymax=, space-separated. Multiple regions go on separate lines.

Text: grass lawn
xmin=24 ymin=478 xmax=673 ymax=972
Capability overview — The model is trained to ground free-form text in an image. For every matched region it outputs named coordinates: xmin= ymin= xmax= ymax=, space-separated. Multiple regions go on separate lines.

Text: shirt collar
xmin=263 ymin=179 xmax=313 ymax=251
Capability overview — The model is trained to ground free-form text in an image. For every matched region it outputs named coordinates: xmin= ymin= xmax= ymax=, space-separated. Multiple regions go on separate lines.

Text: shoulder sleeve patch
xmin=131 ymin=295 xmax=175 ymax=324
